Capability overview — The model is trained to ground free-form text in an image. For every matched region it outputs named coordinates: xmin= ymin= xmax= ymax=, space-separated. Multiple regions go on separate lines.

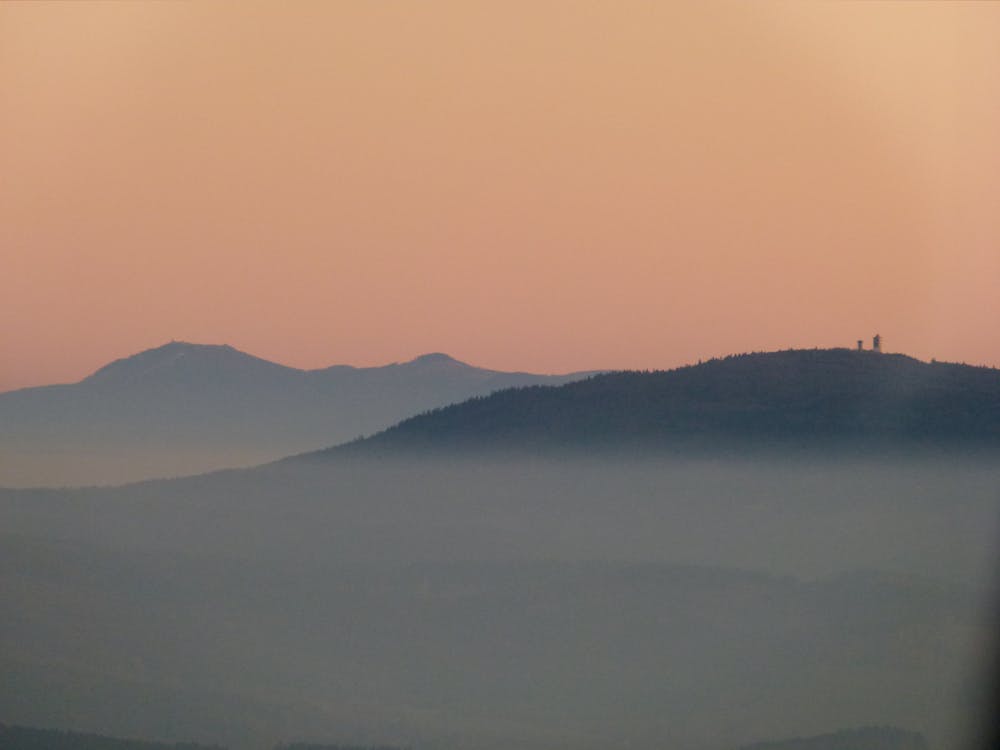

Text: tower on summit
xmin=872 ymin=334 xmax=882 ymax=353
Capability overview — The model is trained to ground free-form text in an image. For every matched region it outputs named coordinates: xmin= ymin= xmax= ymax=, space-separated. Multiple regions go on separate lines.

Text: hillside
xmin=2 ymin=408 xmax=997 ymax=749
xmin=311 ymin=349 xmax=1000 ymax=456
xmin=0 ymin=723 xmax=223 ymax=750
xmin=0 ymin=342 xmax=594 ymax=487
xmin=738 ymin=726 xmax=928 ymax=750
xmin=2 ymin=533 xmax=988 ymax=750
xmin=0 ymin=723 xmax=929 ymax=750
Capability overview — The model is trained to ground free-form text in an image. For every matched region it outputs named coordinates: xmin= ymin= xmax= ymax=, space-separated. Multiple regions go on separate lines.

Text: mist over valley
xmin=2 ymin=349 xmax=998 ymax=750
xmin=6 ymin=2 xmax=1000 ymax=747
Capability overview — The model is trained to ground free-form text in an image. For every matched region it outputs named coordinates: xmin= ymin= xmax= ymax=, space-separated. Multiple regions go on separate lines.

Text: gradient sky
xmin=2 ymin=2 xmax=998 ymax=391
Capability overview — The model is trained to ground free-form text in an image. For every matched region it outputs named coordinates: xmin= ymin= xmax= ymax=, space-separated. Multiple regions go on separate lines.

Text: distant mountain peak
xmin=1 ymin=342 xmax=598 ymax=486
xmin=82 ymin=341 xmax=293 ymax=387
xmin=158 ymin=340 xmax=234 ymax=353
xmin=108 ymin=340 xmax=233 ymax=359
xmin=408 ymin=353 xmax=465 ymax=366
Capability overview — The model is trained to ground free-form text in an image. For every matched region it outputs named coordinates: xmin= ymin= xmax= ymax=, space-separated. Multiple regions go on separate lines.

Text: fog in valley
xmin=6 ymin=1 xmax=1000 ymax=748
xmin=2 ymin=454 xmax=997 ymax=750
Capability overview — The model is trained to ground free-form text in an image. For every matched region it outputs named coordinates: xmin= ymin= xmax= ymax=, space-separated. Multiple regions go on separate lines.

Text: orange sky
xmin=2 ymin=2 xmax=998 ymax=391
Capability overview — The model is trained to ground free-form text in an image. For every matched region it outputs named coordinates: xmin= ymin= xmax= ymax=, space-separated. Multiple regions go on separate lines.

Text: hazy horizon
xmin=3 ymin=2 xmax=1000 ymax=391
xmin=0 ymin=339 xmax=603 ymax=488
xmin=4 ymin=338 xmax=994 ymax=395
xmin=1 ymin=341 xmax=600 ymax=394
xmin=2 ymin=453 xmax=998 ymax=750
xmin=2 ymin=3 xmax=998 ymax=749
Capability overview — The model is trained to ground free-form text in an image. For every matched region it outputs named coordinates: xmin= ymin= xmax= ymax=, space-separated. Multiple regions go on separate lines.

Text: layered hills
xmin=1 ymin=348 xmax=997 ymax=749
xmin=311 ymin=348 xmax=1000 ymax=457
xmin=0 ymin=342 xmax=595 ymax=487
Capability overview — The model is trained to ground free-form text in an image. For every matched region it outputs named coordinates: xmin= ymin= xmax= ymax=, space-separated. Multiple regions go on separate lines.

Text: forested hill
xmin=309 ymin=349 xmax=1000 ymax=456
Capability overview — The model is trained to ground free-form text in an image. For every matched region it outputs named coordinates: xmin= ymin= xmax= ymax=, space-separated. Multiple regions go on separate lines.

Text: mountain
xmin=1 ymin=347 xmax=996 ymax=749
xmin=2 ymin=351 xmax=998 ymax=748
xmin=307 ymin=348 xmax=1000 ymax=457
xmin=82 ymin=342 xmax=297 ymax=389
xmin=0 ymin=342 xmax=595 ymax=487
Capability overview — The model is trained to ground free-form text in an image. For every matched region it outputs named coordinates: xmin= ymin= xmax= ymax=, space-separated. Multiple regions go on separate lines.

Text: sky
xmin=2 ymin=1 xmax=998 ymax=391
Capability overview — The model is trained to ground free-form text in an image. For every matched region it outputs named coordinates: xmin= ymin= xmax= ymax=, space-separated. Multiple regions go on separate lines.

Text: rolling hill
xmin=307 ymin=348 xmax=1000 ymax=457
xmin=0 ymin=341 xmax=595 ymax=487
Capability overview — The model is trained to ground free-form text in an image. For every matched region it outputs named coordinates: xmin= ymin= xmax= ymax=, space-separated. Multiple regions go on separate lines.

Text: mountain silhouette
xmin=0 ymin=342 xmax=596 ymax=487
xmin=1 ymin=348 xmax=996 ymax=749
xmin=307 ymin=348 xmax=1000 ymax=457
xmin=83 ymin=341 xmax=296 ymax=388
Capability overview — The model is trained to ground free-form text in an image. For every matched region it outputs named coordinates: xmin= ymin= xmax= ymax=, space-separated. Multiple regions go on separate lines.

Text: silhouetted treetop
xmin=310 ymin=349 xmax=1000 ymax=455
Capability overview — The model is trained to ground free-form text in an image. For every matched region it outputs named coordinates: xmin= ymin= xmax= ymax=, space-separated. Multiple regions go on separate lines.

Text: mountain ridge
xmin=82 ymin=342 xmax=297 ymax=389
xmin=52 ymin=342 xmax=542 ymax=391
xmin=303 ymin=348 xmax=1000 ymax=458
xmin=3 ymin=341 xmax=599 ymax=396
xmin=0 ymin=342 xmax=597 ymax=487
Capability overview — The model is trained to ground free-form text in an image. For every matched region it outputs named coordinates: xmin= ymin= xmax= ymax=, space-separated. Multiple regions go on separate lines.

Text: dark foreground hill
xmin=310 ymin=349 xmax=1000 ymax=457
xmin=739 ymin=726 xmax=928 ymax=750
xmin=0 ymin=724 xmax=404 ymax=750
xmin=0 ymin=342 xmax=594 ymax=487
xmin=2 ymin=534 xmax=990 ymax=750
xmin=0 ymin=721 xmax=931 ymax=750
xmin=0 ymin=723 xmax=223 ymax=750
